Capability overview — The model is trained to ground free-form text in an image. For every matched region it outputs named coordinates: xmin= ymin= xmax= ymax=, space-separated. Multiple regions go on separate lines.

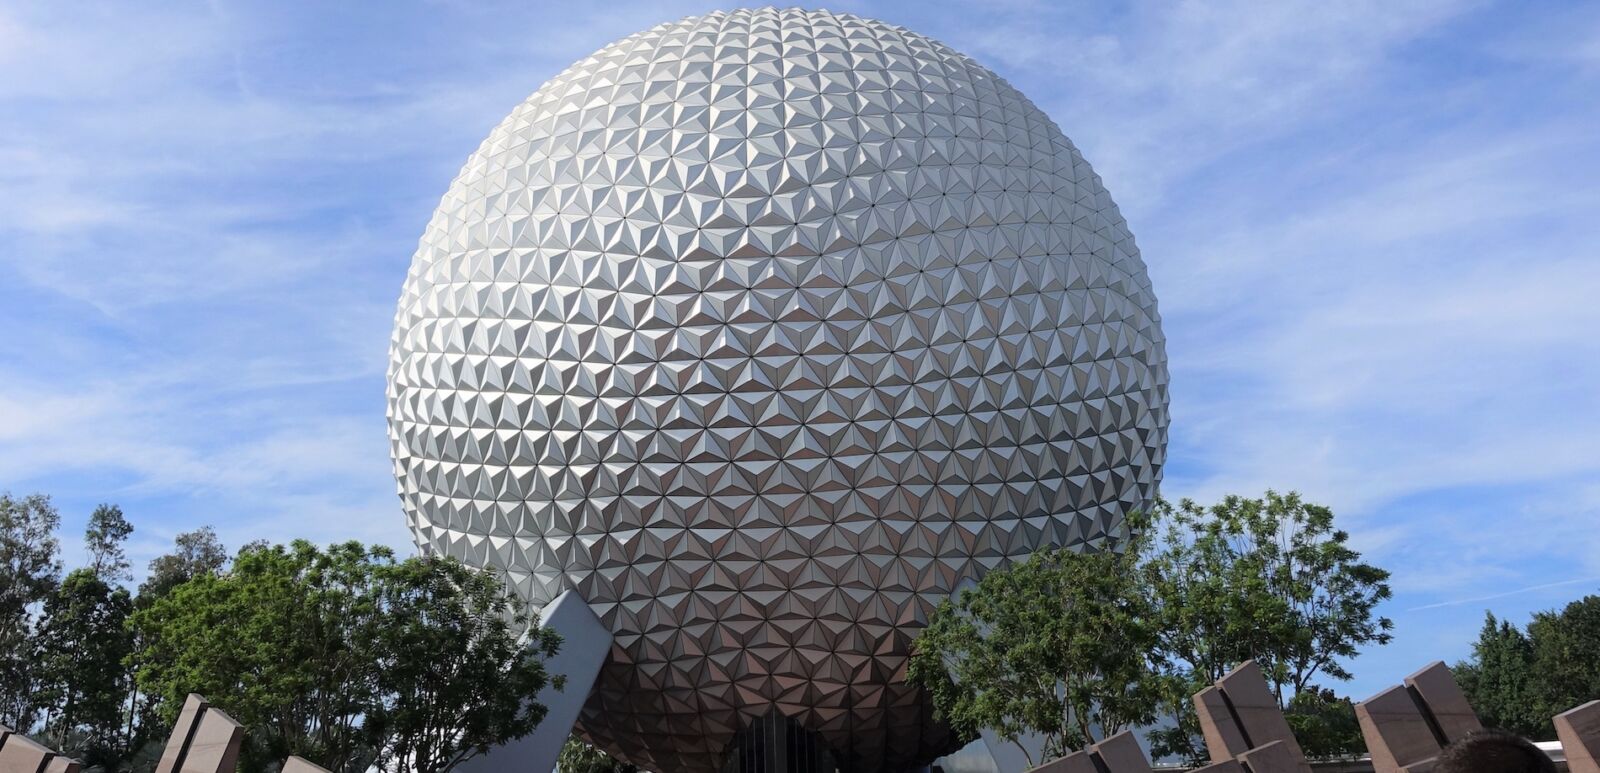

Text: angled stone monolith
xmin=1238 ymin=740 xmax=1302 ymax=773
xmin=1027 ymin=749 xmax=1098 ymax=773
xmin=280 ymin=756 xmax=332 ymax=773
xmin=1402 ymin=662 xmax=1480 ymax=744
xmin=1089 ymin=731 xmax=1151 ymax=773
xmin=43 ymin=756 xmax=82 ymax=773
xmin=1356 ymin=685 xmax=1441 ymax=773
xmin=155 ymin=694 xmax=209 ymax=773
xmin=1556 ymin=700 xmax=1600 ymax=773
xmin=0 ymin=732 xmax=54 ymax=773
xmin=1216 ymin=662 xmax=1309 ymax=773
xmin=1195 ymin=685 xmax=1251 ymax=765
xmin=179 ymin=707 xmax=243 ymax=773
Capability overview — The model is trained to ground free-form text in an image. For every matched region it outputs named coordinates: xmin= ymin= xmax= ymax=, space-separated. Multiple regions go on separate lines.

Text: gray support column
xmin=977 ymin=730 xmax=1044 ymax=773
xmin=459 ymin=589 xmax=612 ymax=773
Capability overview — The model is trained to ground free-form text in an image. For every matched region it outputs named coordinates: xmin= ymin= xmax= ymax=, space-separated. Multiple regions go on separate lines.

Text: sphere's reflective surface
xmin=387 ymin=8 xmax=1168 ymax=772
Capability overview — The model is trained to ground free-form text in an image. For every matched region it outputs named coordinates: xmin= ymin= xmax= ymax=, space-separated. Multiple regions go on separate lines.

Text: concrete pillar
xmin=457 ymin=589 xmax=614 ymax=773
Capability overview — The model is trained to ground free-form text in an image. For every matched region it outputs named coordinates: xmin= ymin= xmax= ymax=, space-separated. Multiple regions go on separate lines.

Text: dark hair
xmin=1434 ymin=729 xmax=1556 ymax=773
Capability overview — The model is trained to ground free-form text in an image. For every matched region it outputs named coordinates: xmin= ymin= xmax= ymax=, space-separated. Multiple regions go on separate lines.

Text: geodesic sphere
xmin=386 ymin=8 xmax=1168 ymax=773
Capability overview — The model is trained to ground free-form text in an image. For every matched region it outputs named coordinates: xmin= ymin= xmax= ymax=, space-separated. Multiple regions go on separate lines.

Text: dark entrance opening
xmin=719 ymin=709 xmax=842 ymax=773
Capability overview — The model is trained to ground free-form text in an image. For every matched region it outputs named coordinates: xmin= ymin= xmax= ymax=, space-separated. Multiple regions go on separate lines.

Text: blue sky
xmin=2 ymin=0 xmax=1598 ymax=700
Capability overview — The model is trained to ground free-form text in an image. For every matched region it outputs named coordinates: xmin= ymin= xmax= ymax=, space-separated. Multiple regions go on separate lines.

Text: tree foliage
xmin=365 ymin=555 xmax=563 ymax=773
xmin=85 ymin=503 xmax=134 ymax=583
xmin=1284 ymin=688 xmax=1364 ymax=759
xmin=36 ymin=569 xmax=135 ymax=765
xmin=123 ymin=525 xmax=235 ymax=763
xmin=1144 ymin=493 xmax=1394 ymax=695
xmin=0 ymin=492 xmax=62 ymax=731
xmin=559 ymin=736 xmax=637 ymax=773
xmin=132 ymin=540 xmax=560 ymax=773
xmin=1454 ymin=613 xmax=1542 ymax=737
xmin=909 ymin=492 xmax=1393 ymax=766
xmin=1459 ymin=594 xmax=1600 ymax=740
xmin=7 ymin=483 xmax=1413 ymax=770
xmin=1528 ymin=594 xmax=1600 ymax=720
xmin=908 ymin=539 xmax=1161 ymax=764
xmin=1142 ymin=492 xmax=1391 ymax=763
xmin=0 ymin=494 xmax=572 ymax=773
xmin=140 ymin=525 xmax=229 ymax=601
xmin=132 ymin=540 xmax=395 ymax=770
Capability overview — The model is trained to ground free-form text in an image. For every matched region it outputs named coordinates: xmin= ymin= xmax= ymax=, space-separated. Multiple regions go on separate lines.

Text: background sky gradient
xmin=3 ymin=0 xmax=1598 ymax=701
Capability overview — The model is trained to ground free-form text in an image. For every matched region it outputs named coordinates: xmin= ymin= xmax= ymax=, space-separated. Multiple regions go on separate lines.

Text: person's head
xmin=1434 ymin=729 xmax=1556 ymax=773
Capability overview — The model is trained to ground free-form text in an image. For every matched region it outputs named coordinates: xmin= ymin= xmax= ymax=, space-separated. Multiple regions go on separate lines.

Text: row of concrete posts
xmin=4 ymin=660 xmax=1596 ymax=773
xmin=0 ymin=694 xmax=330 ymax=773
xmin=1030 ymin=659 xmax=1599 ymax=773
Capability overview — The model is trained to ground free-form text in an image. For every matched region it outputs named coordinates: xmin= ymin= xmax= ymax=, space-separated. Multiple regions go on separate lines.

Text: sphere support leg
xmin=458 ymin=590 xmax=611 ymax=773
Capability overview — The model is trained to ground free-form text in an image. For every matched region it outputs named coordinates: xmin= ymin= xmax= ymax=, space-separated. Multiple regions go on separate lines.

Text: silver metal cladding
xmin=387 ymin=9 xmax=1168 ymax=772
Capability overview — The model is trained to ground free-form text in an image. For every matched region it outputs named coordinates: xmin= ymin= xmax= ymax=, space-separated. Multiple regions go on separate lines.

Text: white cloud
xmin=937 ymin=0 xmax=1477 ymax=209
xmin=1160 ymin=123 xmax=1600 ymax=505
xmin=0 ymin=0 xmax=713 ymax=561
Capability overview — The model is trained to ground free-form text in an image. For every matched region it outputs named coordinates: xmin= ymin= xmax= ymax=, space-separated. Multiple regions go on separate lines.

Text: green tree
xmin=907 ymin=539 xmax=1161 ymax=765
xmin=1284 ymin=688 xmax=1364 ymax=759
xmin=1454 ymin=593 xmax=1600 ymax=741
xmin=1455 ymin=612 xmax=1542 ymax=738
xmin=559 ymin=737 xmax=636 ymax=773
xmin=124 ymin=525 xmax=234 ymax=764
xmin=1528 ymin=594 xmax=1600 ymax=721
xmin=132 ymin=541 xmax=559 ymax=773
xmin=37 ymin=505 xmax=137 ymax=764
xmin=131 ymin=540 xmax=390 ymax=771
xmin=1141 ymin=492 xmax=1392 ymax=763
xmin=36 ymin=569 xmax=135 ymax=765
xmin=139 ymin=525 xmax=229 ymax=600
xmin=363 ymin=555 xmax=562 ymax=773
xmin=0 ymin=492 xmax=62 ymax=731
xmin=85 ymin=503 xmax=134 ymax=582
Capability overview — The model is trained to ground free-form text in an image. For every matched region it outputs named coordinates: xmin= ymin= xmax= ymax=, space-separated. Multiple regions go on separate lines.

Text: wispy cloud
xmin=1408 ymin=576 xmax=1600 ymax=612
xmin=0 ymin=0 xmax=731 ymax=570
xmin=930 ymin=0 xmax=1476 ymax=208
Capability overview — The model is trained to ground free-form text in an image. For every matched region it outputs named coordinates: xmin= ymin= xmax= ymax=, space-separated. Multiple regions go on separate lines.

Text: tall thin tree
xmin=85 ymin=504 xmax=133 ymax=582
xmin=0 ymin=492 xmax=62 ymax=731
